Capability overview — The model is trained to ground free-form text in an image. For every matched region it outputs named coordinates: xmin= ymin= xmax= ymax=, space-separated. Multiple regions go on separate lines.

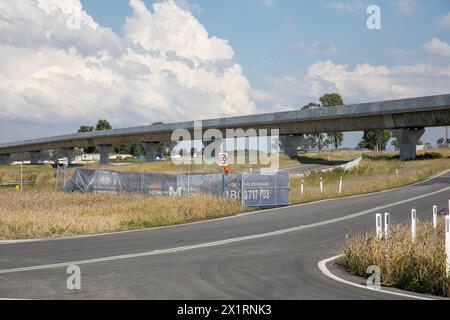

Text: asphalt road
xmin=0 ymin=170 xmax=449 ymax=300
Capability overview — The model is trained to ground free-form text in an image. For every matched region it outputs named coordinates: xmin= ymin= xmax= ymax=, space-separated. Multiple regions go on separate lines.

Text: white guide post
xmin=384 ymin=212 xmax=390 ymax=239
xmin=411 ymin=209 xmax=417 ymax=242
xmin=376 ymin=213 xmax=383 ymax=240
xmin=433 ymin=205 xmax=438 ymax=230
xmin=445 ymin=216 xmax=450 ymax=276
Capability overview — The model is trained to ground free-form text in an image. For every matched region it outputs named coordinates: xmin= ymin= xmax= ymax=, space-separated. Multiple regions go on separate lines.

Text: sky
xmin=0 ymin=0 xmax=449 ymax=148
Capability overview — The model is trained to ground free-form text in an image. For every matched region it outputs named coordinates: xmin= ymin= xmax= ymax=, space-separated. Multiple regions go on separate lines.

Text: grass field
xmin=0 ymin=149 xmax=449 ymax=240
xmin=0 ymin=192 xmax=244 ymax=240
xmin=342 ymin=218 xmax=450 ymax=297
xmin=290 ymin=149 xmax=450 ymax=205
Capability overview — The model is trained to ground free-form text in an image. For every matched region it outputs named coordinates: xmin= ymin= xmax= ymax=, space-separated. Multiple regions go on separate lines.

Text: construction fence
xmin=64 ymin=168 xmax=290 ymax=208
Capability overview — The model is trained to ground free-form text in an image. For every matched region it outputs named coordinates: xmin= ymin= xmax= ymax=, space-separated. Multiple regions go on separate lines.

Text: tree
xmin=391 ymin=138 xmax=399 ymax=151
xmin=78 ymin=126 xmax=95 ymax=153
xmin=320 ymin=93 xmax=344 ymax=149
xmin=358 ymin=130 xmax=391 ymax=151
xmin=319 ymin=93 xmax=344 ymax=107
xmin=437 ymin=138 xmax=450 ymax=146
xmin=302 ymin=103 xmax=330 ymax=151
xmin=96 ymin=119 xmax=112 ymax=131
xmin=78 ymin=126 xmax=94 ymax=133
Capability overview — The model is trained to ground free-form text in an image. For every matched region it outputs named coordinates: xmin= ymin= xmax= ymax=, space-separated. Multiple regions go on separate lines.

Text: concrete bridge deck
xmin=0 ymin=94 xmax=449 ymax=163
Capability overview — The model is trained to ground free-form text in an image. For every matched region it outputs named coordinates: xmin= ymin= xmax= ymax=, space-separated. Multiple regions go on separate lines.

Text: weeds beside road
xmin=0 ymin=192 xmax=244 ymax=240
xmin=0 ymin=149 xmax=449 ymax=240
xmin=342 ymin=219 xmax=450 ymax=297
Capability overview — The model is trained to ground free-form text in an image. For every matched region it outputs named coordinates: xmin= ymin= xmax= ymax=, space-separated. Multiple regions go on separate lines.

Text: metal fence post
xmin=20 ymin=161 xmax=23 ymax=192
xmin=187 ymin=172 xmax=190 ymax=196
xmin=241 ymin=172 xmax=245 ymax=208
xmin=55 ymin=166 xmax=59 ymax=192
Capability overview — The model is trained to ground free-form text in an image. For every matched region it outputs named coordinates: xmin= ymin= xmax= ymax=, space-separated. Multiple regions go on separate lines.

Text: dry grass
xmin=290 ymin=151 xmax=450 ymax=204
xmin=0 ymin=191 xmax=244 ymax=240
xmin=342 ymin=219 xmax=450 ymax=297
xmin=0 ymin=149 xmax=449 ymax=240
xmin=302 ymin=147 xmax=450 ymax=161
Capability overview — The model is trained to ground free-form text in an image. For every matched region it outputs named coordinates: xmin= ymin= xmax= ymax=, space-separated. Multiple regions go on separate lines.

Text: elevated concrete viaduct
xmin=0 ymin=94 xmax=449 ymax=164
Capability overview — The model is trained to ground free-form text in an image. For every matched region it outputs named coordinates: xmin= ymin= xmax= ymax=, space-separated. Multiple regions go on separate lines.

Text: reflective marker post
xmin=433 ymin=205 xmax=438 ymax=230
xmin=320 ymin=177 xmax=323 ymax=193
xmin=376 ymin=214 xmax=383 ymax=240
xmin=411 ymin=209 xmax=417 ymax=242
xmin=446 ymin=216 xmax=450 ymax=275
xmin=384 ymin=212 xmax=390 ymax=239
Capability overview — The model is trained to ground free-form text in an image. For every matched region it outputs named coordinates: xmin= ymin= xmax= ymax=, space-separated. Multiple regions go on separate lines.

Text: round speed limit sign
xmin=217 ymin=152 xmax=229 ymax=167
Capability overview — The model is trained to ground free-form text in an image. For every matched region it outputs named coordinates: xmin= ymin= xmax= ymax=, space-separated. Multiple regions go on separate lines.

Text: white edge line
xmin=1 ymin=169 xmax=449 ymax=245
xmin=318 ymin=255 xmax=435 ymax=301
xmin=1 ymin=184 xmax=449 ymax=275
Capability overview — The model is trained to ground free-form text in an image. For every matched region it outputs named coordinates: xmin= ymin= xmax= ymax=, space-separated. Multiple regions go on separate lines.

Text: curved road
xmin=1 ymin=171 xmax=449 ymax=300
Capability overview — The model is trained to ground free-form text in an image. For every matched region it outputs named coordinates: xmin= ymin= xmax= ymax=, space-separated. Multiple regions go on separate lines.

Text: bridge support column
xmin=392 ymin=128 xmax=425 ymax=161
xmin=0 ymin=154 xmax=10 ymax=165
xmin=279 ymin=135 xmax=305 ymax=158
xmin=98 ymin=145 xmax=113 ymax=165
xmin=60 ymin=148 xmax=75 ymax=166
xmin=142 ymin=142 xmax=161 ymax=162
xmin=29 ymin=151 xmax=42 ymax=165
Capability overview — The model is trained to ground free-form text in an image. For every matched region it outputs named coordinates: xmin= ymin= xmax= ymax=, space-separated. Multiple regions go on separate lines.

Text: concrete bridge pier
xmin=98 ymin=145 xmax=113 ymax=165
xmin=29 ymin=151 xmax=42 ymax=165
xmin=60 ymin=148 xmax=76 ymax=165
xmin=142 ymin=142 xmax=161 ymax=162
xmin=279 ymin=135 xmax=305 ymax=158
xmin=0 ymin=153 xmax=10 ymax=165
xmin=392 ymin=128 xmax=425 ymax=161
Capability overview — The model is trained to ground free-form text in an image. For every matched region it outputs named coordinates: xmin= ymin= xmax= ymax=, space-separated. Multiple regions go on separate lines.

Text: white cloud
xmin=254 ymin=59 xmax=450 ymax=111
xmin=423 ymin=38 xmax=450 ymax=58
xmin=392 ymin=0 xmax=422 ymax=15
xmin=0 ymin=0 xmax=256 ymax=129
xmin=436 ymin=11 xmax=450 ymax=29
xmin=325 ymin=1 xmax=365 ymax=13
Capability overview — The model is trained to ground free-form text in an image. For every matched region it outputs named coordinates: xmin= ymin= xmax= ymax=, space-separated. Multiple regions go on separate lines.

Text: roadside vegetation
xmin=0 ymin=149 xmax=449 ymax=239
xmin=0 ymin=192 xmax=244 ymax=240
xmin=290 ymin=148 xmax=450 ymax=205
xmin=341 ymin=218 xmax=450 ymax=297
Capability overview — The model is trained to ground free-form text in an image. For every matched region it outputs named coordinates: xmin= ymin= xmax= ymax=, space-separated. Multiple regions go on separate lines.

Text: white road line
xmin=1 ymin=184 xmax=449 ymax=275
xmin=317 ymin=255 xmax=434 ymax=300
xmin=1 ymin=169 xmax=448 ymax=245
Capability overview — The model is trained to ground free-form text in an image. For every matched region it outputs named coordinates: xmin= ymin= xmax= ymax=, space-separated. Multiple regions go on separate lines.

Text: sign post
xmin=217 ymin=153 xmax=229 ymax=195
